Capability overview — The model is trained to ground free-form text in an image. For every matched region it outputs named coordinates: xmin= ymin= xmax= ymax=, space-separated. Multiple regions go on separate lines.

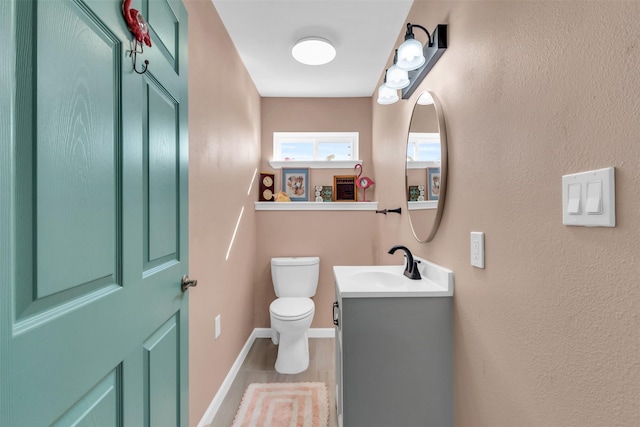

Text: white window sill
xmin=268 ymin=160 xmax=363 ymax=169
xmin=407 ymin=161 xmax=441 ymax=169
xmin=255 ymin=201 xmax=378 ymax=211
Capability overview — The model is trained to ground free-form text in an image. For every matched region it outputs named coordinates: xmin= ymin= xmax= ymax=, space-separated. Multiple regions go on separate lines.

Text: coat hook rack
xmin=129 ymin=41 xmax=149 ymax=74
xmin=376 ymin=207 xmax=402 ymax=215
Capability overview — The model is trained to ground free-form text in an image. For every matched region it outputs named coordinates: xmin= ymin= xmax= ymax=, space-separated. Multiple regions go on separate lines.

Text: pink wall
xmin=256 ymin=98 xmax=377 ymax=328
xmin=186 ymin=1 xmax=639 ymax=425
xmin=184 ymin=0 xmax=261 ymax=424
xmin=373 ymin=2 xmax=640 ymax=426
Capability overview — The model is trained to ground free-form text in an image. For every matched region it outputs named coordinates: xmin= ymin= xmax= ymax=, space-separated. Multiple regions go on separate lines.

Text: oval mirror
xmin=405 ymin=91 xmax=447 ymax=242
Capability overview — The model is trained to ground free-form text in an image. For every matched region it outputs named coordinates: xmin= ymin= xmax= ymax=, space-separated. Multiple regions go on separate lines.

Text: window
xmin=272 ymin=132 xmax=359 ymax=167
xmin=407 ymin=132 xmax=440 ymax=162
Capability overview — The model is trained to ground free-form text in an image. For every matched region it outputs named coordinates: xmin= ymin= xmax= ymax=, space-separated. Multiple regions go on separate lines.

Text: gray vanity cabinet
xmin=334 ymin=289 xmax=453 ymax=427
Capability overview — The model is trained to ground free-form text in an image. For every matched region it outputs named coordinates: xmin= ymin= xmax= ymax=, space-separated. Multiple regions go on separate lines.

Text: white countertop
xmin=333 ymin=257 xmax=454 ymax=298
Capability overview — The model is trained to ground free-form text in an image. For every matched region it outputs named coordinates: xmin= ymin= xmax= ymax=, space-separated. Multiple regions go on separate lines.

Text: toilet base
xmin=274 ymin=331 xmax=309 ymax=374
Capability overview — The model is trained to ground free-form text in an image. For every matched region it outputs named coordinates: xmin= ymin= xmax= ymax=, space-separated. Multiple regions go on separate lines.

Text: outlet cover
xmin=470 ymin=232 xmax=485 ymax=268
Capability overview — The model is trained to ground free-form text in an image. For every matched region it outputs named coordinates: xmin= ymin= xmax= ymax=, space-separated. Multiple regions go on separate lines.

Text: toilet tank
xmin=271 ymin=257 xmax=320 ymax=297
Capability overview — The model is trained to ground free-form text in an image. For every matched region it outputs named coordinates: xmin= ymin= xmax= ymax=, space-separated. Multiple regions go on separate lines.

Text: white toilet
xmin=269 ymin=256 xmax=320 ymax=374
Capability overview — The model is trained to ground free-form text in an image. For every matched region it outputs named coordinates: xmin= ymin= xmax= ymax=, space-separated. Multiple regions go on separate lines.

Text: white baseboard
xmin=309 ymin=327 xmax=335 ymax=338
xmin=197 ymin=329 xmax=257 ymax=427
xmin=197 ymin=327 xmax=334 ymax=426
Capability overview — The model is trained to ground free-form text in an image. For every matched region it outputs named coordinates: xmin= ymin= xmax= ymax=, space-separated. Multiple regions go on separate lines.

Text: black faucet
xmin=387 ymin=245 xmax=422 ymax=280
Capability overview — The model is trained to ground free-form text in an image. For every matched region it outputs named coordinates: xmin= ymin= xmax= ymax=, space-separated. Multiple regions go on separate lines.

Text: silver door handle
xmin=181 ymin=275 xmax=198 ymax=292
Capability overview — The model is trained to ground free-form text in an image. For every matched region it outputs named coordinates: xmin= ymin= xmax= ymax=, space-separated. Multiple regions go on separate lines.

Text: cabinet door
xmin=341 ymin=297 xmax=453 ymax=427
xmin=334 ymin=292 xmax=344 ymax=426
xmin=0 ymin=0 xmax=189 ymax=424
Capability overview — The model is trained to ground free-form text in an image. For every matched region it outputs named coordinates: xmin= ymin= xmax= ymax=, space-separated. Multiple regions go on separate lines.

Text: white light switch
xmin=562 ymin=167 xmax=615 ymax=227
xmin=567 ymin=183 xmax=582 ymax=215
xmin=585 ymin=181 xmax=602 ymax=214
xmin=470 ymin=232 xmax=484 ymax=268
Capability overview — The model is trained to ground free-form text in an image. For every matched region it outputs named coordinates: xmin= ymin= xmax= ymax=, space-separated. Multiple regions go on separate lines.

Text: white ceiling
xmin=211 ymin=0 xmax=414 ymax=98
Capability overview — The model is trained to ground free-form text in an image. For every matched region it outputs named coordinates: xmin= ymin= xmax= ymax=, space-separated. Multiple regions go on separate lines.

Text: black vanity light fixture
xmin=377 ymin=23 xmax=447 ymax=105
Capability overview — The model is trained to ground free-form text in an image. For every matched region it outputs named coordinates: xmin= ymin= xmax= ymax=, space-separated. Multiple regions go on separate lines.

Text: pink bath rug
xmin=231 ymin=382 xmax=329 ymax=427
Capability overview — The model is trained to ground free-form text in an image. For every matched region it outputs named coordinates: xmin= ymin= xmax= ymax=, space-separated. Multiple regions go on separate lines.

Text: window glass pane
xmin=417 ymin=142 xmax=441 ymax=161
xmin=406 ymin=142 xmax=417 ymax=161
xmin=274 ymin=132 xmax=358 ymax=161
xmin=318 ymin=142 xmax=352 ymax=160
xmin=280 ymin=142 xmax=313 ymax=160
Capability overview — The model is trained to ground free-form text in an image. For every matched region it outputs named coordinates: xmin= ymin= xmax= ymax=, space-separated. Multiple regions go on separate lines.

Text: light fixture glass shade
xmin=385 ymin=65 xmax=410 ymax=89
xmin=292 ymin=37 xmax=336 ymax=65
xmin=397 ymin=38 xmax=425 ymax=71
xmin=377 ymin=83 xmax=399 ymax=105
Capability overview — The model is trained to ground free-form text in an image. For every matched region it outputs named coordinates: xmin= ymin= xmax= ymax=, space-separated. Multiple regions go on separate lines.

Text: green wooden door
xmin=0 ymin=0 xmax=189 ymax=425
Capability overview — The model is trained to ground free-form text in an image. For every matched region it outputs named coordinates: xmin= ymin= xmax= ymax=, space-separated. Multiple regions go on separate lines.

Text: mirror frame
xmin=406 ymin=91 xmax=448 ymax=243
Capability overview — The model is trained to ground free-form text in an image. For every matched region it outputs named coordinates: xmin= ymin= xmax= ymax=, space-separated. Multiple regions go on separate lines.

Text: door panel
xmin=36 ymin=0 xmax=120 ymax=300
xmin=1 ymin=0 xmax=189 ymax=425
xmin=52 ymin=366 xmax=123 ymax=426
xmin=145 ymin=81 xmax=179 ymax=267
xmin=148 ymin=0 xmax=178 ymax=66
xmin=144 ymin=314 xmax=180 ymax=427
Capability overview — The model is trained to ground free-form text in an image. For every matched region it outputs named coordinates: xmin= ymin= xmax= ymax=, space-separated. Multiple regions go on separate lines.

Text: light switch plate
xmin=470 ymin=232 xmax=485 ymax=268
xmin=562 ymin=167 xmax=615 ymax=227
xmin=215 ymin=315 xmax=221 ymax=340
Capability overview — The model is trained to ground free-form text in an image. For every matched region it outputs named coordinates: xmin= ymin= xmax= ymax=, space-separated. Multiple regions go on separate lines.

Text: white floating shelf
xmin=408 ymin=200 xmax=437 ymax=210
xmin=255 ymin=201 xmax=379 ymax=211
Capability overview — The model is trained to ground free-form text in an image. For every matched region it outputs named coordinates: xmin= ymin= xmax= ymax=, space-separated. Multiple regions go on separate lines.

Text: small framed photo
xmin=321 ymin=186 xmax=333 ymax=202
xmin=408 ymin=185 xmax=419 ymax=202
xmin=282 ymin=168 xmax=309 ymax=201
xmin=427 ymin=167 xmax=441 ymax=201
xmin=334 ymin=175 xmax=356 ymax=201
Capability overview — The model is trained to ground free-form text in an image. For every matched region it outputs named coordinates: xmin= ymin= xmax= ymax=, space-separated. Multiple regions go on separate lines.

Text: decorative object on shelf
xmin=377 ymin=23 xmax=447 ymax=104
xmin=376 ymin=207 xmax=402 ymax=215
xmin=408 ymin=185 xmax=425 ymax=201
xmin=334 ymin=175 xmax=356 ymax=202
xmin=321 ymin=186 xmax=333 ymax=202
xmin=314 ymin=185 xmax=323 ymax=202
xmin=408 ymin=185 xmax=419 ymax=201
xmin=274 ymin=191 xmax=291 ymax=202
xmin=282 ymin=168 xmax=309 ymax=201
xmin=122 ymin=0 xmax=152 ymax=74
xmin=259 ymin=172 xmax=275 ymax=202
xmin=354 ymin=163 xmax=375 ymax=202
xmin=427 ymin=167 xmax=441 ymax=200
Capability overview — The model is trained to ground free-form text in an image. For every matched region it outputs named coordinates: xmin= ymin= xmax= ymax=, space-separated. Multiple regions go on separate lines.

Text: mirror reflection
xmin=406 ymin=92 xmax=447 ymax=242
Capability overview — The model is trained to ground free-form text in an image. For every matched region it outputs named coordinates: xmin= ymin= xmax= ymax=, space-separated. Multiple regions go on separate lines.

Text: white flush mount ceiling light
xmin=417 ymin=92 xmax=435 ymax=105
xmin=292 ymin=37 xmax=336 ymax=65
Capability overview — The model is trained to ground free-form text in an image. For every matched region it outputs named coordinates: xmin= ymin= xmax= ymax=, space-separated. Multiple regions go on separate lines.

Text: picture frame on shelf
xmin=321 ymin=186 xmax=333 ymax=202
xmin=334 ymin=175 xmax=356 ymax=201
xmin=427 ymin=167 xmax=441 ymax=201
xmin=282 ymin=168 xmax=309 ymax=201
xmin=408 ymin=185 xmax=419 ymax=202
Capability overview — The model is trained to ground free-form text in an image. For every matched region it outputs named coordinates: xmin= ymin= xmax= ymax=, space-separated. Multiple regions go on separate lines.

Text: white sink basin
xmin=348 ymin=270 xmax=408 ymax=288
xmin=334 ymin=258 xmax=454 ymax=298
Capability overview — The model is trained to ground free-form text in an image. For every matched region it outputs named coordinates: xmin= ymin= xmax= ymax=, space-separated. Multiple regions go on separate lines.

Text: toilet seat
xmin=270 ymin=297 xmax=314 ymax=321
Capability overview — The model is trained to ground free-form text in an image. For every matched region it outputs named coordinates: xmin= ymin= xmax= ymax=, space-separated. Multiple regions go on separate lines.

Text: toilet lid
xmin=270 ymin=298 xmax=314 ymax=320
